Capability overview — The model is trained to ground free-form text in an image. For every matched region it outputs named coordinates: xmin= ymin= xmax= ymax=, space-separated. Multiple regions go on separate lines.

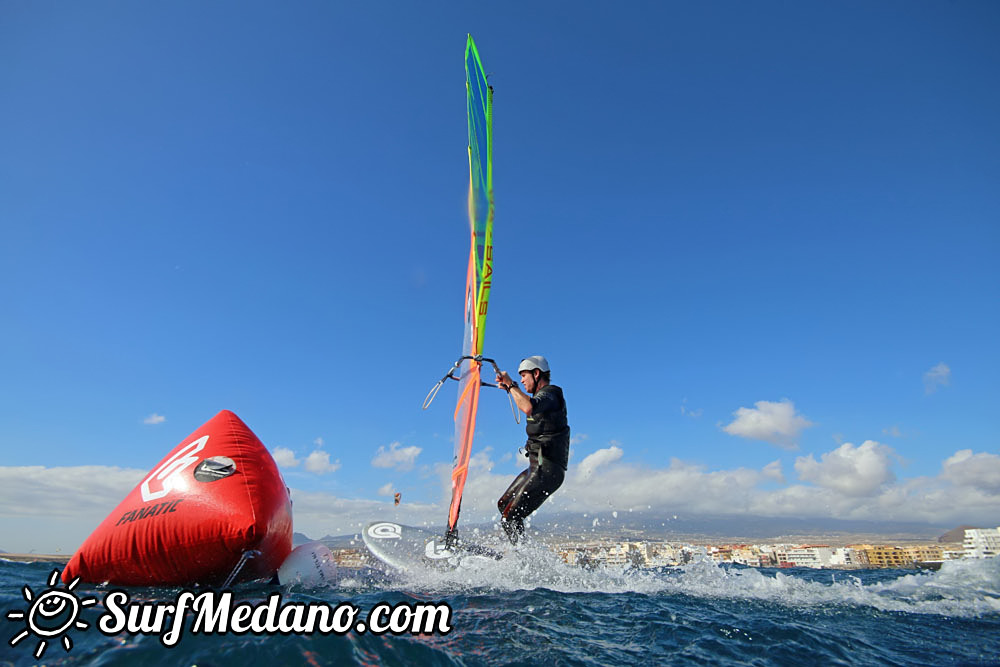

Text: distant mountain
xmin=292 ymin=532 xmax=365 ymax=549
xmin=938 ymin=525 xmax=979 ymax=543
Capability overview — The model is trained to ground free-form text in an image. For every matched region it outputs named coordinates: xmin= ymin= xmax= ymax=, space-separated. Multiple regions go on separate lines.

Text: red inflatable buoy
xmin=63 ymin=410 xmax=292 ymax=586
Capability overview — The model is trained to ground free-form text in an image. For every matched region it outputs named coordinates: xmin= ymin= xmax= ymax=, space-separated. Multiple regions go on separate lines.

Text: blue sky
xmin=1 ymin=1 xmax=998 ymax=553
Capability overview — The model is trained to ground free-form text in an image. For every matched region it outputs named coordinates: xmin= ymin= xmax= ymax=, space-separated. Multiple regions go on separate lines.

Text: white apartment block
xmin=783 ymin=546 xmax=834 ymax=568
xmin=963 ymin=527 xmax=1000 ymax=559
xmin=828 ymin=547 xmax=856 ymax=567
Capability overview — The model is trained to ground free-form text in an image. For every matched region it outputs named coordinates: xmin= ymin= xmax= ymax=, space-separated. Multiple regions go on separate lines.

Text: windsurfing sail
xmin=446 ymin=34 xmax=495 ymax=542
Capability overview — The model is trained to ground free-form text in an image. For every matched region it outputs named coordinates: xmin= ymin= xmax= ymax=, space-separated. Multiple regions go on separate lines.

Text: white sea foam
xmin=384 ymin=541 xmax=999 ymax=619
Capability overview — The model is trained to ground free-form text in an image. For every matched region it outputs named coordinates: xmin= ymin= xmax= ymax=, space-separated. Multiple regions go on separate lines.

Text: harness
xmin=524 ymin=384 xmax=570 ymax=470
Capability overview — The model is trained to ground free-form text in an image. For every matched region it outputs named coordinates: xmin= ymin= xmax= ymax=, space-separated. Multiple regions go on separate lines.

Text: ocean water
xmin=2 ymin=546 xmax=998 ymax=666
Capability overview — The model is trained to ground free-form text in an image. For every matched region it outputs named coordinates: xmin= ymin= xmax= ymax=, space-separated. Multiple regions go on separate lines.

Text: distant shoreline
xmin=0 ymin=530 xmax=958 ymax=566
xmin=540 ymin=533 xmax=952 ymax=548
xmin=1 ymin=553 xmax=71 ymax=564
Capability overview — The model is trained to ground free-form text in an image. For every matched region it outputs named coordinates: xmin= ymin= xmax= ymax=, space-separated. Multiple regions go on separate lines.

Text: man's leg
xmin=497 ymin=459 xmax=565 ymax=545
xmin=498 ymin=467 xmax=532 ymax=545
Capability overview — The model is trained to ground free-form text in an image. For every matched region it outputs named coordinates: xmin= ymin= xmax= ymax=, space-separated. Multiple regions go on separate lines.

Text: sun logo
xmin=6 ymin=569 xmax=98 ymax=659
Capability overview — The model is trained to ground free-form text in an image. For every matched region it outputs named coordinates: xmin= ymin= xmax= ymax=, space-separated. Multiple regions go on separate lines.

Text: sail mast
xmin=446 ymin=34 xmax=495 ymax=540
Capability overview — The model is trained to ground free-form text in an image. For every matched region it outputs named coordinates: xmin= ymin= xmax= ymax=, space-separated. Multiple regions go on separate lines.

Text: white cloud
xmin=377 ymin=482 xmax=395 ymax=497
xmin=942 ymin=450 xmax=1000 ymax=493
xmin=794 ymin=440 xmax=896 ymax=497
xmin=442 ymin=442 xmax=1000 ymax=529
xmin=304 ymin=450 xmax=341 ymax=475
xmin=0 ymin=466 xmax=144 ymax=519
xmin=924 ymin=362 xmax=951 ymax=394
xmin=271 ymin=447 xmax=300 ymax=468
xmin=314 ymin=437 xmax=324 ymax=447
xmin=3 ymin=441 xmax=998 ymax=553
xmin=574 ymin=446 xmax=624 ymax=482
xmin=143 ymin=413 xmax=166 ymax=425
xmin=371 ymin=441 xmax=422 ymax=471
xmin=0 ymin=466 xmax=146 ymax=552
xmin=882 ymin=425 xmax=903 ymax=438
xmin=762 ymin=460 xmax=784 ymax=483
xmin=556 ymin=456 xmax=774 ymax=518
xmin=722 ymin=399 xmax=814 ymax=449
xmin=427 ymin=446 xmax=508 ymax=519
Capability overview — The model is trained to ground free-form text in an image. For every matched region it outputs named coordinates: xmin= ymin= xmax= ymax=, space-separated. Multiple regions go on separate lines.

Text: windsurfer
xmin=494 ymin=355 xmax=570 ymax=545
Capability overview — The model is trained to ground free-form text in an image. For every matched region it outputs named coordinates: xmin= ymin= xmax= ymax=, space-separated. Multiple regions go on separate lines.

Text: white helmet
xmin=518 ymin=356 xmax=550 ymax=374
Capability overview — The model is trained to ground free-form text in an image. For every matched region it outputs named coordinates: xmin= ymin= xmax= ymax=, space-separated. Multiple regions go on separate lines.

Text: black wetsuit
xmin=498 ymin=384 xmax=570 ymax=544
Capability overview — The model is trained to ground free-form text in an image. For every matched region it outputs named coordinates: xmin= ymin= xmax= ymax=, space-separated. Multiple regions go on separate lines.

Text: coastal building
xmin=557 ymin=546 xmax=579 ymax=566
xmin=903 ymin=545 xmax=945 ymax=564
xmin=943 ymin=547 xmax=965 ymax=561
xmin=604 ymin=543 xmax=629 ymax=566
xmin=783 ymin=545 xmax=834 ymax=568
xmin=557 ymin=540 xmax=646 ymax=568
xmin=624 ymin=542 xmax=649 ymax=567
xmin=709 ymin=546 xmax=733 ymax=563
xmin=556 ymin=542 xmax=603 ymax=568
xmin=731 ymin=546 xmax=766 ymax=567
xmin=332 ymin=548 xmax=370 ymax=568
xmin=856 ymin=545 xmax=913 ymax=568
xmin=963 ymin=527 xmax=1000 ymax=559
xmin=753 ymin=546 xmax=782 ymax=567
xmin=849 ymin=546 xmax=871 ymax=567
xmin=646 ymin=542 xmax=682 ymax=567
xmin=829 ymin=547 xmax=857 ymax=567
xmin=339 ymin=535 xmax=971 ymax=571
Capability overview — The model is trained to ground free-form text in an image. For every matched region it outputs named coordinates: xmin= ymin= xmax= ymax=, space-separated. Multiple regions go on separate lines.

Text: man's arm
xmin=497 ymin=371 xmax=533 ymax=416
